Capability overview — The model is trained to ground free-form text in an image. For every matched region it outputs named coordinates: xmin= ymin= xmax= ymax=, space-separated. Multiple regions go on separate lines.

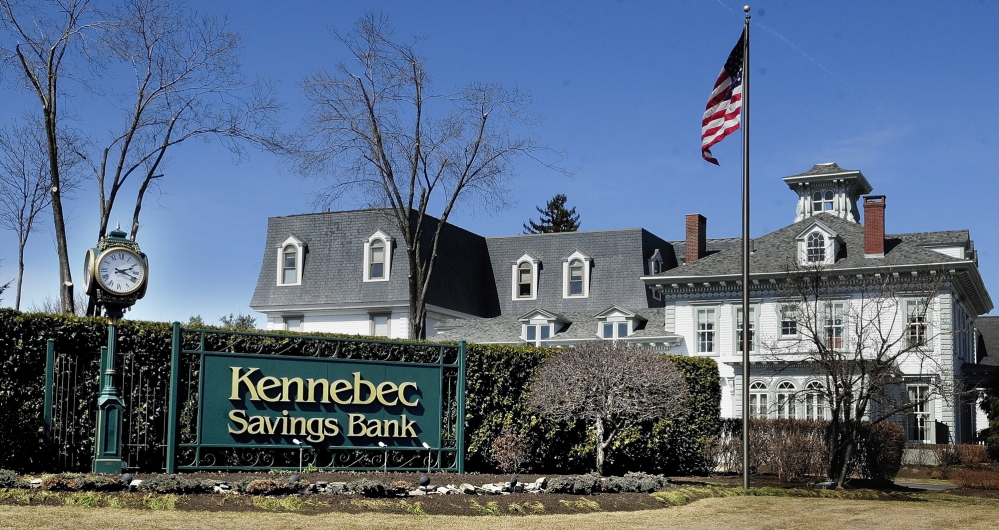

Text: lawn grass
xmin=2 ymin=493 xmax=998 ymax=529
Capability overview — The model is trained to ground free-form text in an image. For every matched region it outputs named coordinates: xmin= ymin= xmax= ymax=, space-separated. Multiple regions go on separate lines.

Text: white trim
xmin=562 ymin=250 xmax=591 ymax=298
xmin=363 ymin=230 xmax=393 ymax=282
xmin=277 ymin=235 xmax=305 ymax=286
xmin=512 ymin=254 xmax=540 ymax=301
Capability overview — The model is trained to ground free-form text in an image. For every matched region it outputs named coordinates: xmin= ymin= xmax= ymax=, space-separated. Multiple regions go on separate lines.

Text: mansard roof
xmin=484 ymin=228 xmax=674 ymax=314
xmin=251 ymin=209 xmax=678 ymax=318
xmin=249 ymin=209 xmax=499 ymax=317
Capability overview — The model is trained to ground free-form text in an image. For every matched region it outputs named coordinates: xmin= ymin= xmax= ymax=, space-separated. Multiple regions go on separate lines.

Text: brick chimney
xmin=863 ymin=195 xmax=886 ymax=258
xmin=685 ymin=214 xmax=707 ymax=264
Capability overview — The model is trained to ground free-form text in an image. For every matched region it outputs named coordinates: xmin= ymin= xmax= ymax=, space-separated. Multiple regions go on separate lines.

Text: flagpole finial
xmin=744 ymin=5 xmax=750 ymax=12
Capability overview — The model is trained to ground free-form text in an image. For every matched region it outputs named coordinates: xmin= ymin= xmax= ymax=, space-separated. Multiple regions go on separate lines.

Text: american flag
xmin=701 ymin=30 xmax=746 ymax=165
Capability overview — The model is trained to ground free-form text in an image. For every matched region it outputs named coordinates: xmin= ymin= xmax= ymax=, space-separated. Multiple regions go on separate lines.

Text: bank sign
xmin=199 ymin=353 xmax=442 ymax=447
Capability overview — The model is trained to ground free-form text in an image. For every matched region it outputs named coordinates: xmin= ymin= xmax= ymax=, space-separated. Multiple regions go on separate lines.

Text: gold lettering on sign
xmin=228 ymin=366 xmax=421 ymax=407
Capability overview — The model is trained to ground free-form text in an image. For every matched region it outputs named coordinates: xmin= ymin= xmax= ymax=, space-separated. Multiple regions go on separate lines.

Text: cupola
xmin=783 ymin=163 xmax=872 ymax=223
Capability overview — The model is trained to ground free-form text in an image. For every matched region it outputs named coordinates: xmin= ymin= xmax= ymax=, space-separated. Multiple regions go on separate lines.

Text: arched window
xmin=363 ymin=231 xmax=393 ymax=282
xmin=812 ymin=190 xmax=834 ymax=211
xmin=806 ymin=232 xmax=825 ymax=262
xmin=804 ymin=381 xmax=826 ymax=420
xmin=776 ymin=381 xmax=796 ymax=419
xmin=568 ymin=259 xmax=584 ymax=296
xmin=749 ymin=381 xmax=768 ymax=419
xmin=282 ymin=245 xmax=298 ymax=284
xmin=369 ymin=239 xmax=385 ymax=279
xmin=518 ymin=261 xmax=533 ymax=298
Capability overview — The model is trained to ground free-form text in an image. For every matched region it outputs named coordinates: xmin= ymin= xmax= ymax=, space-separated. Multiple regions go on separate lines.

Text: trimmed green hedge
xmin=0 ymin=309 xmax=721 ymax=475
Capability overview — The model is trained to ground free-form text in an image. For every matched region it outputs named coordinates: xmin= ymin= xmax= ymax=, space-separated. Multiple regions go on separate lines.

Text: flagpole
xmin=740 ymin=5 xmax=751 ymax=491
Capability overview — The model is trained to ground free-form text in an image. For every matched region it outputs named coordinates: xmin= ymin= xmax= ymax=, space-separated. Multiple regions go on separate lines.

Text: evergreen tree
xmin=523 ymin=194 xmax=580 ymax=234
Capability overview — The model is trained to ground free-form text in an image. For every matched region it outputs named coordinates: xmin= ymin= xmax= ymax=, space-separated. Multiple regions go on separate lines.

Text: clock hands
xmin=115 ymin=267 xmax=140 ymax=282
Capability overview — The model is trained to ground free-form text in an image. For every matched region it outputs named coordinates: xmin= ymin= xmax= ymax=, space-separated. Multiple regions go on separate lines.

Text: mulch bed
xmin=3 ymin=467 xmax=991 ymax=515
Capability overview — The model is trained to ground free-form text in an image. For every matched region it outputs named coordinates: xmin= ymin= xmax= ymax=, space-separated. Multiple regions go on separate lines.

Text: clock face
xmin=96 ymin=248 xmax=146 ymax=295
xmin=82 ymin=248 xmax=95 ymax=296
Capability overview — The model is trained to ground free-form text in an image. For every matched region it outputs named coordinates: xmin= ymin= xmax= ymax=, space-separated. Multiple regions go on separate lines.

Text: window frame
xmin=276 ymin=236 xmax=305 ymax=286
xmin=812 ymin=189 xmax=834 ymax=212
xmin=695 ymin=306 xmax=717 ymax=354
xmin=907 ymin=384 xmax=934 ymax=443
xmin=363 ymin=231 xmax=393 ymax=282
xmin=562 ymin=251 xmax=591 ymax=298
xmin=906 ymin=298 xmax=931 ymax=349
xmin=512 ymin=255 xmax=540 ymax=301
xmin=806 ymin=232 xmax=826 ymax=263
xmin=775 ymin=381 xmax=796 ymax=419
xmin=524 ymin=323 xmax=553 ymax=346
xmin=600 ymin=321 xmax=632 ymax=340
xmin=734 ymin=304 xmax=758 ymax=353
xmin=283 ymin=315 xmax=304 ymax=332
xmin=370 ymin=313 xmax=391 ymax=337
xmin=749 ymin=381 xmax=769 ymax=419
xmin=803 ymin=381 xmax=827 ymax=420
xmin=824 ymin=301 xmax=847 ymax=350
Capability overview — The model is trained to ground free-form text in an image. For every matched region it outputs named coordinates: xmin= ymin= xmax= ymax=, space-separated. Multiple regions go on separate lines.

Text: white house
xmin=642 ymin=163 xmax=992 ymax=443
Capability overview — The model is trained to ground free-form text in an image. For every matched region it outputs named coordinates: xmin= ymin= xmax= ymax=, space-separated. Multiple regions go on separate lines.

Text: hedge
xmin=0 ymin=309 xmax=721 ymax=474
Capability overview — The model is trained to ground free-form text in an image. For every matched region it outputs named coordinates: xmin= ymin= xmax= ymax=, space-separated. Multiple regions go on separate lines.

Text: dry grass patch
xmin=3 ymin=496 xmax=999 ymax=529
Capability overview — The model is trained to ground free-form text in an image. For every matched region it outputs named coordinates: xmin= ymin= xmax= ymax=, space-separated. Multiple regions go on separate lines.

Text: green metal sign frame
xmin=165 ymin=323 xmax=465 ymax=473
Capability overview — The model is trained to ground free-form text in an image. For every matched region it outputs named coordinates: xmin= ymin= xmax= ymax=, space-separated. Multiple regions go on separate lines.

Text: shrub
xmin=856 ymin=422 xmax=905 ymax=482
xmin=39 ymin=473 xmax=125 ymax=492
xmin=0 ymin=469 xmax=24 ymax=489
xmin=491 ymin=428 xmax=531 ymax=473
xmin=388 ymin=480 xmax=412 ymax=496
xmin=602 ymin=472 xmax=670 ymax=493
xmin=950 ymin=468 xmax=999 ymax=489
xmin=956 ymin=444 xmax=988 ymax=468
xmin=545 ymin=475 xmax=603 ymax=494
xmin=138 ymin=475 xmax=215 ymax=494
xmin=931 ymin=444 xmax=961 ymax=467
xmin=345 ymin=478 xmax=387 ymax=497
xmin=238 ymin=478 xmax=305 ymax=496
xmin=703 ymin=419 xmax=826 ymax=480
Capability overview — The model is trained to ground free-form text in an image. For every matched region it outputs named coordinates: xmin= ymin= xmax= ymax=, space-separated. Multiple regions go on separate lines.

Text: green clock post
xmin=84 ymin=225 xmax=148 ymax=474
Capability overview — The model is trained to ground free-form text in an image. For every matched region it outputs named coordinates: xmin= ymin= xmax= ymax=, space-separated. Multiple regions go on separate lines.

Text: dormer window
xmin=562 ymin=250 xmax=591 ymax=298
xmin=594 ymin=306 xmax=644 ymax=341
xmin=806 ymin=232 xmax=825 ymax=262
xmin=518 ymin=308 xmax=566 ymax=346
xmin=276 ymin=235 xmax=305 ymax=286
xmin=648 ymin=248 xmax=665 ymax=275
xmin=363 ymin=230 xmax=393 ymax=282
xmin=796 ymin=221 xmax=839 ymax=266
xmin=512 ymin=254 xmax=540 ymax=300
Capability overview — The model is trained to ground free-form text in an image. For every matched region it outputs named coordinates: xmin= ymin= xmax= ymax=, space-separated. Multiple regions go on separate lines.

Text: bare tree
xmin=764 ymin=263 xmax=946 ymax=487
xmin=526 ymin=341 xmax=690 ymax=475
xmin=297 ymin=14 xmax=561 ymax=339
xmin=89 ymin=0 xmax=285 ymax=245
xmin=2 ymin=0 xmax=286 ymax=316
xmin=0 ymin=118 xmax=82 ymax=309
xmin=0 ymin=0 xmax=99 ymax=315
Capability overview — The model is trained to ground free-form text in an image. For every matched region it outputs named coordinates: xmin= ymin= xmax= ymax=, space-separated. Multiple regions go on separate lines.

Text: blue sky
xmin=2 ymin=0 xmax=997 ymax=324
